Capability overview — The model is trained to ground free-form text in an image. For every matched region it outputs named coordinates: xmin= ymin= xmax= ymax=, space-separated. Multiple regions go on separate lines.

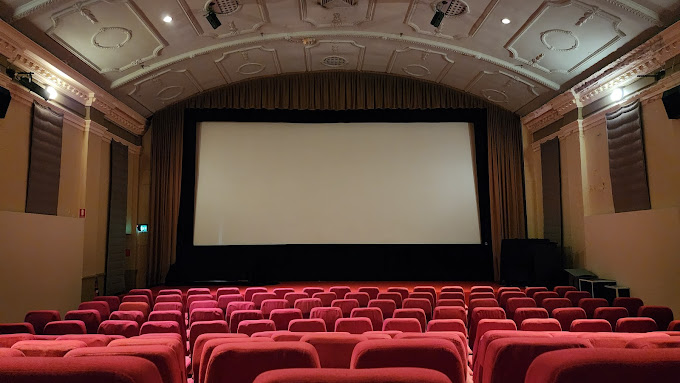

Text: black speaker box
xmin=0 ymin=86 xmax=11 ymax=118
xmin=662 ymin=85 xmax=680 ymax=119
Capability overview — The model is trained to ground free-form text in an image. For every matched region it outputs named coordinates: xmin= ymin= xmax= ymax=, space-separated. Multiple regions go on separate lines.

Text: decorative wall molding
xmin=522 ymin=90 xmax=577 ymax=132
xmin=299 ymin=0 xmax=376 ymax=27
xmin=0 ymin=18 xmax=146 ymax=136
xmin=88 ymin=120 xmax=142 ymax=154
xmin=601 ymin=0 xmax=664 ymax=27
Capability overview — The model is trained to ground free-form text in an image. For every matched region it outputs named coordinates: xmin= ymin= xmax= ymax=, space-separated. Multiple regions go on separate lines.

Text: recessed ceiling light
xmin=611 ymin=87 xmax=624 ymax=101
xmin=163 ymin=15 xmax=173 ymax=23
xmin=501 ymin=18 xmax=511 ymax=24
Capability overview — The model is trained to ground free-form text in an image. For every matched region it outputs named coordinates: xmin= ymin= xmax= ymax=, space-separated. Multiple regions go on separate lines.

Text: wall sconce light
xmin=610 ymin=87 xmax=623 ymax=102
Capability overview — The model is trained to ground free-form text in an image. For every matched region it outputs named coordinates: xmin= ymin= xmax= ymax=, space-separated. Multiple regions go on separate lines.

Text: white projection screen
xmin=193 ymin=121 xmax=481 ymax=246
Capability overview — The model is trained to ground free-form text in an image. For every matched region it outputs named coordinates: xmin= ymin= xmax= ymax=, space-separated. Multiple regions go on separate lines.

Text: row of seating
xmin=2 ymin=330 xmax=679 ymax=383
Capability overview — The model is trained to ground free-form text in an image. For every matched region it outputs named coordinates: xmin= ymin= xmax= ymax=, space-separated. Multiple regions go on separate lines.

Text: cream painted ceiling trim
xmin=109 ymin=29 xmax=561 ymax=91
xmin=522 ymin=19 xmax=680 ymax=133
xmin=0 ymin=18 xmax=146 ymax=135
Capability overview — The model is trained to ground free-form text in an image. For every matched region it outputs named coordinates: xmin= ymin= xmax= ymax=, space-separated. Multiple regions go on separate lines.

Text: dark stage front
xmin=172 ymin=108 xmax=494 ymax=285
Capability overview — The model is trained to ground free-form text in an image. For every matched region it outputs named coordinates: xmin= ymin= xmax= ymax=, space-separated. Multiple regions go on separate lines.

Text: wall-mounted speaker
xmin=0 ymin=86 xmax=11 ymax=118
xmin=662 ymin=85 xmax=680 ymax=119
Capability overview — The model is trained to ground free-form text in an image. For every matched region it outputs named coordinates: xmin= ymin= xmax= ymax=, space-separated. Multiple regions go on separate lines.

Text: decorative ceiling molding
xmin=386 ymin=46 xmax=454 ymax=83
xmin=109 ymin=30 xmax=560 ymax=90
xmin=505 ymin=0 xmax=625 ymax=74
xmin=404 ymin=0 xmax=489 ymax=40
xmin=10 ymin=0 xmax=66 ymax=21
xmin=46 ymin=0 xmax=168 ymax=73
xmin=127 ymin=68 xmax=202 ymax=110
xmin=601 ymin=0 xmax=664 ymax=26
xmin=214 ymin=46 xmax=281 ymax=83
xmin=467 ymin=0 xmax=501 ymax=38
xmin=92 ymin=96 xmax=146 ymax=135
xmin=465 ymin=69 xmax=541 ymax=111
xmin=175 ymin=0 xmax=204 ymax=36
xmin=523 ymin=20 xmax=680 ymax=133
xmin=299 ymin=0 xmax=376 ymax=27
xmin=304 ymin=40 xmax=366 ymax=72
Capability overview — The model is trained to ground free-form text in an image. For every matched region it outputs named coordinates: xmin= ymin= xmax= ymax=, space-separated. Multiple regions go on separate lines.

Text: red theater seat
xmin=288 ymin=318 xmax=326 ymax=332
xmin=218 ymin=294 xmax=245 ymax=313
xmin=499 ymin=291 xmax=526 ymax=309
xmin=301 ymin=333 xmax=367 ymax=368
xmin=413 ymin=286 xmax=436 ymax=297
xmin=377 ymin=292 xmax=402 ymax=309
xmin=188 ymin=288 xmax=212 ymax=297
xmin=24 ymin=310 xmax=61 ymax=335
xmin=427 ymin=319 xmax=467 ymax=335
xmin=44 ymin=320 xmax=87 ymax=335
xmin=148 ymin=310 xmax=186 ymax=345
xmin=189 ymin=300 xmax=218 ymax=316
xmin=594 ymin=307 xmax=629 ymax=329
xmin=272 ymin=288 xmax=295 ymax=300
xmin=533 ymin=292 xmax=559 ymax=307
xmin=358 ymin=287 xmax=380 ymax=300
xmin=553 ymin=307 xmax=587 ymax=331
xmin=579 ymin=298 xmax=609 ymax=319
xmin=313 ymin=292 xmax=338 ymax=307
xmin=409 ymin=292 xmax=435 ymax=310
xmin=129 ymin=289 xmax=154 ymax=305
xmin=0 ymin=334 xmax=34 ymax=348
xmin=269 ymin=309 xmax=303 ymax=331
xmin=393 ymin=308 xmax=427 ymax=332
xmin=564 ymin=291 xmax=592 ymax=307
xmin=0 ymin=355 xmax=164 ymax=383
xmin=189 ymin=320 xmax=228 ymax=353
xmin=140 ymin=321 xmax=182 ymax=339
xmin=155 ymin=295 xmax=183 ymax=306
xmin=67 ymin=345 xmax=183 ymax=383
xmin=294 ymin=298 xmax=323 ymax=318
xmin=191 ymin=333 xmax=249 ymax=382
xmin=570 ymin=319 xmax=612 ymax=332
xmin=261 ymin=299 xmax=288 ymax=316
xmin=310 ymin=307 xmax=343 ymax=332
xmin=204 ymin=341 xmax=320 ymax=383
xmin=668 ymin=320 xmax=680 ymax=331
xmin=470 ymin=286 xmax=494 ymax=294
xmin=441 ymin=286 xmax=464 ymax=294
xmin=332 ymin=299 xmax=360 ymax=317
xmin=386 ymin=287 xmax=410 ymax=301
xmin=284 ymin=292 xmax=309 ymax=308
xmin=625 ymin=337 xmax=680 ymax=349
xmin=542 ymin=298 xmax=572 ymax=316
xmin=12 ymin=340 xmax=87 ymax=357
xmin=238 ymin=320 xmax=276 ymax=336
xmin=123 ymin=295 xmax=151 ymax=305
xmin=470 ymin=307 xmax=506 ymax=347
xmin=0 ymin=348 xmax=24 ymax=357
xmin=613 ymin=297 xmax=644 ymax=317
xmin=438 ymin=292 xmax=465 ymax=302
xmin=57 ymin=334 xmax=117 ymax=347
xmin=79 ymin=302 xmax=111 ymax=322
xmin=158 ymin=289 xmax=183 ymax=296
xmin=350 ymin=338 xmax=464 ymax=383
xmin=253 ymin=367 xmax=452 ymax=383
xmin=382 ymin=318 xmax=422 ymax=333
xmin=513 ymin=307 xmax=549 ymax=327
xmin=393 ymin=332 xmax=467 ymax=376
xmin=345 ymin=292 xmax=371 ymax=307
xmin=118 ymin=302 xmax=149 ymax=321
xmin=197 ymin=337 xmax=274 ymax=383
xmin=302 ymin=287 xmax=324 ymax=296
xmin=525 ymin=287 xmax=548 ymax=298
xmin=216 ymin=287 xmax=241 ymax=299
xmin=94 ymin=296 xmax=121 ymax=312
xmin=520 ymin=318 xmax=562 ymax=331
xmin=226 ymin=301 xmax=256 ymax=322
xmin=229 ymin=310 xmax=265 ymax=333
xmin=190 ymin=308 xmax=224 ymax=325
xmin=474 ymin=319 xmax=516 ymax=351
xmin=350 ymin=308 xmax=384 ymax=331
xmin=481 ymin=337 xmax=592 ymax=383
xmin=638 ymin=306 xmax=674 ymax=332
xmin=468 ymin=298 xmax=500 ymax=324
xmin=187 ymin=295 xmax=215 ymax=311
xmin=506 ymin=297 xmax=537 ymax=319
xmin=0 ymin=323 xmax=35 ymax=335
xmin=329 ymin=286 xmax=352 ymax=299
xmin=335 ymin=318 xmax=373 ymax=334
xmin=402 ymin=298 xmax=432 ymax=321
xmin=252 ymin=293 xmax=278 ymax=309
xmin=524 ymin=348 xmax=680 ymax=383
xmin=434 ymin=306 xmax=467 ymax=324
xmin=553 ymin=286 xmax=578 ymax=297
xmin=616 ymin=317 xmax=658 ymax=333
xmin=472 ymin=330 xmax=552 ymax=382
xmin=110 ymin=310 xmax=145 ymax=327
xmin=64 ymin=310 xmax=102 ymax=334
xmin=470 ymin=292 xmax=496 ymax=301
xmin=98 ymin=320 xmax=140 ymax=338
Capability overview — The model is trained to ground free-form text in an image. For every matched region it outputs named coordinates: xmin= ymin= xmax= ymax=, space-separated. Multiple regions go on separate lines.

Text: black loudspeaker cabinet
xmin=0 ymin=86 xmax=11 ymax=118
xmin=662 ymin=85 xmax=680 ymax=119
xmin=500 ymin=239 xmax=563 ymax=288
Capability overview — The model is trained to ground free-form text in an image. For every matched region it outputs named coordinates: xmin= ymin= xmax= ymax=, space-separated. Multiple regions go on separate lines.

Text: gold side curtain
xmin=148 ymin=71 xmax=526 ymax=285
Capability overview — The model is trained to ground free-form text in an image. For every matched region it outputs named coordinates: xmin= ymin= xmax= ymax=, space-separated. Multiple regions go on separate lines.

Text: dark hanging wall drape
xmin=148 ymin=72 xmax=525 ymax=285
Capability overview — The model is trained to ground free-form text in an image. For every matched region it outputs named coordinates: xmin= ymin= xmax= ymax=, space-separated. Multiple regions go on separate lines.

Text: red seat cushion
xmin=300 ymin=333 xmax=367 ymax=368
xmin=253 ymin=367 xmax=452 ymax=383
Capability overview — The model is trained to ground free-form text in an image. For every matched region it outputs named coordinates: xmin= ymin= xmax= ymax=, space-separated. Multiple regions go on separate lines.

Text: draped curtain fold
xmin=148 ymin=72 xmax=525 ymax=285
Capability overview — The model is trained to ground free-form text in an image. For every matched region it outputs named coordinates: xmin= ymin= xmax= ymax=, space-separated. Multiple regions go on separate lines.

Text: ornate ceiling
xmin=1 ymin=0 xmax=679 ymax=119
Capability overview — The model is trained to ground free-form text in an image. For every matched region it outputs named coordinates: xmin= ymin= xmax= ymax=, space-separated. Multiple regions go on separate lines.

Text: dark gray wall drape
xmin=541 ymin=138 xmax=562 ymax=245
xmin=606 ymin=101 xmax=651 ymax=213
xmin=148 ymin=72 xmax=526 ymax=284
xmin=105 ymin=141 xmax=128 ymax=295
xmin=25 ymin=102 xmax=63 ymax=215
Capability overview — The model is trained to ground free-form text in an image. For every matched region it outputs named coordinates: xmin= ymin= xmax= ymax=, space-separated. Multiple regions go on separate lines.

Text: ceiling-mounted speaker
xmin=662 ymin=85 xmax=680 ymax=119
xmin=0 ymin=86 xmax=11 ymax=118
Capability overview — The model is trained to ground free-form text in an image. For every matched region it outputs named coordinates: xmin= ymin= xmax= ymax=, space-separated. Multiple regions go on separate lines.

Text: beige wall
xmin=0 ymin=80 xmax=146 ymax=321
xmin=0 ymin=211 xmax=84 ymax=322
xmin=525 ymin=95 xmax=680 ymax=320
